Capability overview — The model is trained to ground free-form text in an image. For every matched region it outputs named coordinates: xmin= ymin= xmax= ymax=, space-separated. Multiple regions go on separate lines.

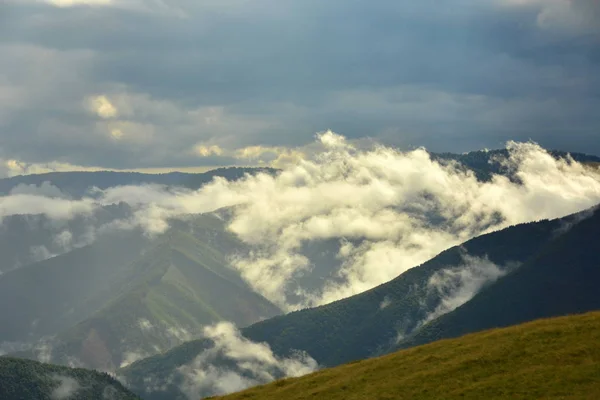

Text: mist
xmin=417 ymin=254 xmax=510 ymax=328
xmin=176 ymin=322 xmax=317 ymax=399
xmin=1 ymin=133 xmax=599 ymax=310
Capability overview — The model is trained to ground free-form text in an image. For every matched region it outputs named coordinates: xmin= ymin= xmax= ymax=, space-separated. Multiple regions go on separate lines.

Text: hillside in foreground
xmin=215 ymin=311 xmax=600 ymax=400
xmin=0 ymin=357 xmax=139 ymax=400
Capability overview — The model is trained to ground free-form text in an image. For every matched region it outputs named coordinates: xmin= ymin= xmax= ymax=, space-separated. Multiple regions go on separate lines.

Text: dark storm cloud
xmin=0 ymin=0 xmax=598 ymax=171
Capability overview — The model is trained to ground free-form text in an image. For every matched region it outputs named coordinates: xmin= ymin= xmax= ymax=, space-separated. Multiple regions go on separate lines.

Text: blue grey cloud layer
xmin=0 ymin=0 xmax=598 ymax=169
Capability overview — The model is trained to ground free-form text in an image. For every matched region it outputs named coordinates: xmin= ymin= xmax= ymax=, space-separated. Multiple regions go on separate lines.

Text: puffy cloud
xmin=87 ymin=95 xmax=118 ymax=119
xmin=194 ymin=145 xmax=224 ymax=157
xmin=0 ymin=134 xmax=599 ymax=309
xmin=198 ymin=133 xmax=600 ymax=309
xmin=176 ymin=322 xmax=317 ymax=399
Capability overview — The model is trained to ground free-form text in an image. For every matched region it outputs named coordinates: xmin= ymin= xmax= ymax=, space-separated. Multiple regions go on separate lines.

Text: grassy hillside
xmin=398 ymin=205 xmax=600 ymax=350
xmin=0 ymin=357 xmax=139 ymax=400
xmin=216 ymin=311 xmax=600 ymax=400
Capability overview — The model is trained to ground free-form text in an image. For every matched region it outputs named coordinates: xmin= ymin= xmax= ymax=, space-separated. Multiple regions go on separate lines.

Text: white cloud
xmin=0 ymin=133 xmax=599 ymax=310
xmin=45 ymin=0 xmax=112 ymax=8
xmin=417 ymin=254 xmax=508 ymax=327
xmin=176 ymin=322 xmax=317 ymax=399
xmin=194 ymin=144 xmax=224 ymax=157
xmin=87 ymin=95 xmax=118 ymax=119
xmin=51 ymin=375 xmax=81 ymax=400
xmin=0 ymin=158 xmax=103 ymax=178
xmin=205 ymin=133 xmax=600 ymax=310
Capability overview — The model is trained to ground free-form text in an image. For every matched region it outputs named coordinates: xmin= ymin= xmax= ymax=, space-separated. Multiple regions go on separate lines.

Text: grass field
xmin=214 ymin=311 xmax=600 ymax=400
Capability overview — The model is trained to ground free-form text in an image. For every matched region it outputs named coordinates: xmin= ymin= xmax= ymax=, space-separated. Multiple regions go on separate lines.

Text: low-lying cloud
xmin=50 ymin=375 xmax=80 ymax=400
xmin=1 ymin=133 xmax=599 ymax=310
xmin=418 ymin=254 xmax=509 ymax=328
xmin=176 ymin=322 xmax=318 ymax=399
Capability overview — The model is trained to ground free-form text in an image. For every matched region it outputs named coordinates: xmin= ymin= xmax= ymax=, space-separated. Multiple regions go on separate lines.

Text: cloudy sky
xmin=1 ymin=0 xmax=599 ymax=173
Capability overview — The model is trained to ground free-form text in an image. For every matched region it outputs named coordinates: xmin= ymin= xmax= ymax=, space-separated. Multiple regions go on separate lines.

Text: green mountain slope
xmin=0 ymin=229 xmax=150 ymax=343
xmin=231 ymin=213 xmax=575 ymax=366
xmin=216 ymin=311 xmax=600 ymax=400
xmin=119 ymin=209 xmax=597 ymax=400
xmin=0 ymin=357 xmax=139 ymax=400
xmin=398 ymin=205 xmax=600 ymax=349
xmin=3 ymin=212 xmax=280 ymax=370
xmin=0 ymin=203 xmax=134 ymax=275
xmin=18 ymin=220 xmax=280 ymax=371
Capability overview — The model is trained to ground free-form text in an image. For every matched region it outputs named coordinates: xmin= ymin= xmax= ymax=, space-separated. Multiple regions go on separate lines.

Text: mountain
xmin=119 ymin=208 xmax=597 ymax=399
xmin=1 ymin=149 xmax=595 ymax=198
xmin=214 ymin=311 xmax=600 ymax=400
xmin=0 ymin=167 xmax=278 ymax=198
xmin=0 ymin=357 xmax=139 ymax=400
xmin=0 ymin=202 xmax=134 ymax=275
xmin=0 ymin=228 xmax=150 ymax=344
xmin=2 ymin=213 xmax=281 ymax=370
xmin=398 ymin=204 xmax=600 ymax=350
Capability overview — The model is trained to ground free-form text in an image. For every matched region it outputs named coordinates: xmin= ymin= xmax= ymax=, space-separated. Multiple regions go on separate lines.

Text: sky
xmin=0 ymin=0 xmax=599 ymax=174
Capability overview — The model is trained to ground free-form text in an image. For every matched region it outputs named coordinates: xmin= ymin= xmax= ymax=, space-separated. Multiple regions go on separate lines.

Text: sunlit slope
xmin=0 ymin=229 xmax=150 ymax=342
xmin=399 ymin=205 xmax=600 ymax=350
xmin=0 ymin=357 xmax=140 ymax=400
xmin=33 ymin=227 xmax=281 ymax=370
xmin=216 ymin=312 xmax=600 ymax=400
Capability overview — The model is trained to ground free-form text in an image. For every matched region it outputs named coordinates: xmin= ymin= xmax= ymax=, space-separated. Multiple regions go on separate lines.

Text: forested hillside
xmin=399 ymin=205 xmax=600 ymax=349
xmin=0 ymin=357 xmax=140 ymax=400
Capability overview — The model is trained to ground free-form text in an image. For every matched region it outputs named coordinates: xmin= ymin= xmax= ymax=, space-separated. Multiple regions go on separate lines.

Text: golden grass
xmin=214 ymin=311 xmax=600 ymax=400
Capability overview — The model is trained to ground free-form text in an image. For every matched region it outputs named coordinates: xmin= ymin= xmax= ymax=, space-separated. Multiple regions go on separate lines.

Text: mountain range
xmin=119 ymin=205 xmax=600 ymax=399
xmin=1 ymin=149 xmax=599 ymax=400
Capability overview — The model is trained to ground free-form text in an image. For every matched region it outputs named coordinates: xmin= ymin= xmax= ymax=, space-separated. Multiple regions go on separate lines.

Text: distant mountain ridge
xmin=1 ymin=149 xmax=597 ymax=197
xmin=0 ymin=167 xmax=278 ymax=197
